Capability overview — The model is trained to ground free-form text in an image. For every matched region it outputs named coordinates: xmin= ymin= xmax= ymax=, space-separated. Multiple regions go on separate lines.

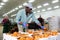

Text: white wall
xmin=35 ymin=9 xmax=60 ymax=19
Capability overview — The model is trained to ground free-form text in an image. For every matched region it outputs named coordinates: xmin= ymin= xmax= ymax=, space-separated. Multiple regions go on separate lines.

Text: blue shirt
xmin=16 ymin=9 xmax=40 ymax=24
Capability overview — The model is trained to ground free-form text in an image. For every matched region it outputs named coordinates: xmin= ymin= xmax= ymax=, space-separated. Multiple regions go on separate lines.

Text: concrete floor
xmin=0 ymin=26 xmax=3 ymax=40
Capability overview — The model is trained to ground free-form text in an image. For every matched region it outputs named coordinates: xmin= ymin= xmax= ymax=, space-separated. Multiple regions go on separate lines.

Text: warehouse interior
xmin=0 ymin=0 xmax=60 ymax=40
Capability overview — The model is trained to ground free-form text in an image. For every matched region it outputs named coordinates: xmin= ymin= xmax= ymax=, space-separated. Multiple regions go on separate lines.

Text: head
xmin=4 ymin=15 xmax=9 ymax=19
xmin=25 ymin=3 xmax=33 ymax=13
xmin=25 ymin=6 xmax=32 ymax=13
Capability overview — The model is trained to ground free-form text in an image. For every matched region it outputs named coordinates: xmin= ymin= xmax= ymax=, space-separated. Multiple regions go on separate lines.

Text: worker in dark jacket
xmin=38 ymin=16 xmax=44 ymax=29
xmin=2 ymin=15 xmax=11 ymax=33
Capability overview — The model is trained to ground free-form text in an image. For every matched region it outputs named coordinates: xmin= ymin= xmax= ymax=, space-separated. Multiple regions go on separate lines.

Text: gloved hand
xmin=22 ymin=22 xmax=27 ymax=28
xmin=41 ymin=26 xmax=44 ymax=29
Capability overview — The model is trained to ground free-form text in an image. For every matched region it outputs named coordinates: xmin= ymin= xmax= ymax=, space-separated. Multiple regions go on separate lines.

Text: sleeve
xmin=32 ymin=13 xmax=40 ymax=24
xmin=15 ymin=10 xmax=22 ymax=23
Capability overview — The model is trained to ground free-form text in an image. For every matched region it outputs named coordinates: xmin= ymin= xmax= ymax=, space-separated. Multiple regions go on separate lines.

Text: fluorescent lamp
xmin=37 ymin=10 xmax=40 ymax=12
xmin=3 ymin=7 xmax=19 ymax=15
xmin=3 ymin=9 xmax=16 ymax=15
xmin=19 ymin=5 xmax=22 ymax=8
xmin=12 ymin=9 xmax=16 ymax=11
xmin=3 ymin=14 xmax=7 ymax=17
xmin=43 ymin=3 xmax=49 ymax=6
xmin=54 ymin=6 xmax=59 ymax=9
xmin=11 ymin=14 xmax=16 ymax=17
xmin=52 ymin=0 xmax=59 ymax=3
xmin=32 ymin=8 xmax=36 ymax=10
xmin=33 ymin=12 xmax=36 ymax=13
xmin=11 ymin=16 xmax=13 ymax=17
xmin=7 ymin=10 xmax=13 ymax=14
xmin=28 ymin=0 xmax=35 ymax=3
xmin=6 ymin=12 xmax=11 ymax=14
xmin=47 ymin=7 xmax=52 ymax=10
xmin=3 ymin=4 xmax=22 ymax=16
xmin=0 ymin=2 xmax=5 ymax=5
xmin=15 ymin=7 xmax=19 ymax=10
xmin=6 ymin=12 xmax=10 ymax=14
xmin=42 ymin=9 xmax=46 ymax=11
xmin=2 ymin=0 xmax=8 ymax=2
xmin=9 ymin=11 xmax=13 ymax=13
xmin=3 ymin=14 xmax=5 ymax=16
xmin=37 ymin=5 xmax=42 ymax=8
xmin=23 ymin=3 xmax=28 ymax=6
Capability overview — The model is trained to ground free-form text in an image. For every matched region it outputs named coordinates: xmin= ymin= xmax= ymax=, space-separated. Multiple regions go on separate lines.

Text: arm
xmin=32 ymin=13 xmax=41 ymax=26
xmin=16 ymin=10 xmax=22 ymax=24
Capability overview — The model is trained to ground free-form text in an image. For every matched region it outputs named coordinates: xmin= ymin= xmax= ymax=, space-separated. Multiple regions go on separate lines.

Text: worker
xmin=16 ymin=3 xmax=41 ymax=32
xmin=38 ymin=16 xmax=44 ymax=29
xmin=38 ymin=16 xmax=44 ymax=26
xmin=2 ymin=15 xmax=11 ymax=33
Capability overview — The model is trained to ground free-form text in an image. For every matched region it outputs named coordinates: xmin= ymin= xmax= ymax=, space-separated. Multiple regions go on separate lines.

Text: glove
xmin=22 ymin=22 xmax=27 ymax=28
xmin=41 ymin=26 xmax=44 ymax=29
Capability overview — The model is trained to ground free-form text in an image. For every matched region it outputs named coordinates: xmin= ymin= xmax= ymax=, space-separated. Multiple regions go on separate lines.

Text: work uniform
xmin=16 ymin=9 xmax=40 ymax=32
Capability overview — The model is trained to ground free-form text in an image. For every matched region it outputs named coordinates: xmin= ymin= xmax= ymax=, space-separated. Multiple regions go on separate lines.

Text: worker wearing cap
xmin=16 ymin=3 xmax=41 ymax=32
xmin=2 ymin=15 xmax=11 ymax=33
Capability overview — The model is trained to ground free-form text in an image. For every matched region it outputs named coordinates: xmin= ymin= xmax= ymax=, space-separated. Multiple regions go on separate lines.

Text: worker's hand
xmin=26 ymin=24 xmax=29 ymax=27
xmin=19 ymin=22 xmax=23 ymax=24
xmin=38 ymin=23 xmax=44 ymax=29
xmin=41 ymin=26 xmax=44 ymax=29
xmin=22 ymin=22 xmax=29 ymax=28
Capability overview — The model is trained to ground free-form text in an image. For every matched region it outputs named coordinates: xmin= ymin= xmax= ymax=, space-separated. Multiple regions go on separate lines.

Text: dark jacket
xmin=38 ymin=18 xmax=44 ymax=26
xmin=2 ymin=18 xmax=11 ymax=33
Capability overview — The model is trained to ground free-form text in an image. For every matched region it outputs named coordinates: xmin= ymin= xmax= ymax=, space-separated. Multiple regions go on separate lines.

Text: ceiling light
xmin=9 ymin=11 xmax=13 ymax=13
xmin=7 ymin=10 xmax=13 ymax=14
xmin=2 ymin=0 xmax=8 ymax=2
xmin=33 ymin=12 xmax=36 ymax=13
xmin=11 ymin=15 xmax=14 ymax=17
xmin=12 ymin=9 xmax=15 ymax=12
xmin=42 ymin=9 xmax=46 ymax=11
xmin=47 ymin=7 xmax=52 ymax=10
xmin=3 ymin=7 xmax=19 ymax=15
xmin=0 ymin=2 xmax=5 ymax=5
xmin=23 ymin=2 xmax=28 ymax=6
xmin=5 ymin=9 xmax=15 ymax=15
xmin=43 ymin=3 xmax=49 ymax=6
xmin=3 ymin=15 xmax=5 ymax=17
xmin=15 ymin=7 xmax=19 ymax=10
xmin=0 ymin=6 xmax=2 ymax=7
xmin=19 ymin=5 xmax=22 ymax=8
xmin=6 ymin=12 xmax=12 ymax=14
xmin=32 ymin=8 xmax=36 ymax=10
xmin=52 ymin=0 xmax=59 ymax=3
xmin=11 ymin=14 xmax=16 ymax=17
xmin=3 ymin=14 xmax=7 ymax=17
xmin=54 ymin=6 xmax=59 ymax=9
xmin=3 ymin=6 xmax=19 ymax=16
xmin=28 ymin=0 xmax=35 ymax=3
xmin=3 ymin=14 xmax=5 ymax=16
xmin=6 ymin=12 xmax=9 ymax=14
xmin=37 ymin=10 xmax=40 ymax=12
xmin=37 ymin=5 xmax=42 ymax=8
